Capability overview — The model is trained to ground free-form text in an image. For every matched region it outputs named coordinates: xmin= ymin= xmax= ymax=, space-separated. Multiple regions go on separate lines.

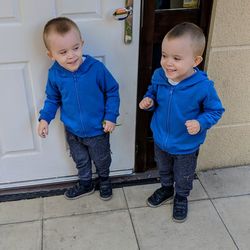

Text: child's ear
xmin=194 ymin=56 xmax=203 ymax=67
xmin=47 ymin=51 xmax=54 ymax=60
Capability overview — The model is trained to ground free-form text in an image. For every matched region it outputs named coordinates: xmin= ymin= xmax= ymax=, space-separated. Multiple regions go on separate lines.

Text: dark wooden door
xmin=135 ymin=0 xmax=213 ymax=172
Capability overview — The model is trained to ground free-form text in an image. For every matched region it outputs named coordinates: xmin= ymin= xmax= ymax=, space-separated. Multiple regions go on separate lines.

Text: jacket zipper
xmin=73 ymin=72 xmax=86 ymax=136
xmin=165 ymin=86 xmax=174 ymax=149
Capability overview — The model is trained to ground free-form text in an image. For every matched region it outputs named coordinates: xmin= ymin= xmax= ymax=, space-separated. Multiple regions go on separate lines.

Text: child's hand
xmin=103 ymin=120 xmax=116 ymax=133
xmin=38 ymin=120 xmax=49 ymax=138
xmin=139 ymin=97 xmax=154 ymax=110
xmin=185 ymin=120 xmax=200 ymax=135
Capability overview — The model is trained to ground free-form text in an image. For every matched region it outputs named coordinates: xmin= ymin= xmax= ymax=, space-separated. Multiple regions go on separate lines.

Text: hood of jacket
xmin=151 ymin=67 xmax=210 ymax=89
xmin=51 ymin=54 xmax=99 ymax=76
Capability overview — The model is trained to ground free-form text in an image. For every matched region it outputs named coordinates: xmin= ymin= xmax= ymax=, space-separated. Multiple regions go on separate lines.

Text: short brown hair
xmin=165 ymin=22 xmax=206 ymax=56
xmin=43 ymin=17 xmax=81 ymax=50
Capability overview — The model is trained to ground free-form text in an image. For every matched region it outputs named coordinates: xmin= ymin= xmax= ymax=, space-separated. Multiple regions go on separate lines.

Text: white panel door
xmin=0 ymin=0 xmax=140 ymax=189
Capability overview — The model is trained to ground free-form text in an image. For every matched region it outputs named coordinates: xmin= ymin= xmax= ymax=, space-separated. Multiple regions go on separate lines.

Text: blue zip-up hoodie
xmin=39 ymin=55 xmax=120 ymax=138
xmin=145 ymin=67 xmax=225 ymax=154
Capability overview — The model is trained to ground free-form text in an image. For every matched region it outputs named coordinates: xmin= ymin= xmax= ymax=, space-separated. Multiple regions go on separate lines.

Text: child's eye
xmin=73 ymin=47 xmax=79 ymax=51
xmin=174 ymin=57 xmax=181 ymax=61
xmin=162 ymin=54 xmax=166 ymax=58
xmin=60 ymin=51 xmax=66 ymax=55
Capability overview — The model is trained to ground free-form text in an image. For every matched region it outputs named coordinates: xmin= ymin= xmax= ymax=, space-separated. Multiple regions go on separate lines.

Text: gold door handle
xmin=113 ymin=0 xmax=133 ymax=44
xmin=113 ymin=6 xmax=133 ymax=20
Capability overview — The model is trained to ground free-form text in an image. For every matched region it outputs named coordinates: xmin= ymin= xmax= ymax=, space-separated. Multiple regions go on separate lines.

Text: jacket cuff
xmin=197 ymin=118 xmax=206 ymax=133
xmin=38 ymin=113 xmax=53 ymax=124
xmin=104 ymin=114 xmax=117 ymax=124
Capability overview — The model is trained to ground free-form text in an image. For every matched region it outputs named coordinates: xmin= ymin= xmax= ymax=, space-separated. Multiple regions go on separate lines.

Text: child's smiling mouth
xmin=67 ymin=58 xmax=79 ymax=65
xmin=166 ymin=68 xmax=176 ymax=73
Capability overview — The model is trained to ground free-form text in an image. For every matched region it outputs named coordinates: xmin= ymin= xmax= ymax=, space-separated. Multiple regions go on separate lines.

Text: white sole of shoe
xmin=172 ymin=216 xmax=187 ymax=223
xmin=99 ymin=194 xmax=113 ymax=201
xmin=64 ymin=188 xmax=95 ymax=200
xmin=146 ymin=196 xmax=173 ymax=208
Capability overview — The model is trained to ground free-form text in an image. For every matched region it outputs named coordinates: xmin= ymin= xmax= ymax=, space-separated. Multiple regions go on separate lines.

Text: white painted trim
xmin=0 ymin=169 xmax=133 ymax=190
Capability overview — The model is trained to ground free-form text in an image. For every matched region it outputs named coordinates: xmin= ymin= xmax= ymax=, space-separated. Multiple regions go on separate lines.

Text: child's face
xmin=160 ymin=35 xmax=202 ymax=82
xmin=47 ymin=28 xmax=83 ymax=72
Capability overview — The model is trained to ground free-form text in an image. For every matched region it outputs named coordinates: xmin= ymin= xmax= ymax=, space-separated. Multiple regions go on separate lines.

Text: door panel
xmin=0 ymin=0 xmax=140 ymax=188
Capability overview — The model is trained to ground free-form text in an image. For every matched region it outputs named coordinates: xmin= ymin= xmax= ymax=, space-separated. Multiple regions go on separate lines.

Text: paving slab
xmin=0 ymin=221 xmax=41 ymax=250
xmin=124 ymin=179 xmax=208 ymax=208
xmin=43 ymin=210 xmax=138 ymax=250
xmin=197 ymin=166 xmax=250 ymax=198
xmin=123 ymin=183 xmax=160 ymax=208
xmin=0 ymin=198 xmax=43 ymax=224
xmin=130 ymin=200 xmax=236 ymax=250
xmin=213 ymin=195 xmax=250 ymax=250
xmin=43 ymin=188 xmax=127 ymax=219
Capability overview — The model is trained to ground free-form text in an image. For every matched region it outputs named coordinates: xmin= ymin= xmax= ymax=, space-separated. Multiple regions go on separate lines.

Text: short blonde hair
xmin=164 ymin=22 xmax=206 ymax=56
xmin=43 ymin=17 xmax=82 ymax=50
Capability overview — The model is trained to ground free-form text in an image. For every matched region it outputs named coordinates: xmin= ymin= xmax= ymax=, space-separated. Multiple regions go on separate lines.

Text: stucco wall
xmin=198 ymin=0 xmax=250 ymax=170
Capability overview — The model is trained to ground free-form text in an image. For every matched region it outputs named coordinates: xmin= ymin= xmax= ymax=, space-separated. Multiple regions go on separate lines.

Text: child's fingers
xmin=187 ymin=127 xmax=196 ymax=135
xmin=104 ymin=125 xmax=113 ymax=133
xmin=41 ymin=128 xmax=47 ymax=138
xmin=39 ymin=130 xmax=46 ymax=138
xmin=185 ymin=120 xmax=192 ymax=126
xmin=139 ymin=100 xmax=147 ymax=109
xmin=38 ymin=126 xmax=48 ymax=138
xmin=38 ymin=127 xmax=44 ymax=137
xmin=139 ymin=101 xmax=144 ymax=109
xmin=44 ymin=127 xmax=48 ymax=135
xmin=139 ymin=98 xmax=153 ymax=109
xmin=103 ymin=121 xmax=116 ymax=133
xmin=186 ymin=122 xmax=200 ymax=135
xmin=145 ymin=97 xmax=152 ymax=105
xmin=185 ymin=120 xmax=196 ymax=129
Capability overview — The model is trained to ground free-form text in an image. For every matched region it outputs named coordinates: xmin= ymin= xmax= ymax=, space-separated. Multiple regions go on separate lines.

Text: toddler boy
xmin=139 ymin=22 xmax=224 ymax=222
xmin=38 ymin=17 xmax=120 ymax=201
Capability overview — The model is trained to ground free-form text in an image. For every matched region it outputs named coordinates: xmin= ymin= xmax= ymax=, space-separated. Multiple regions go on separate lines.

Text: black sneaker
xmin=99 ymin=179 xmax=112 ymax=201
xmin=172 ymin=194 xmax=188 ymax=223
xmin=64 ymin=181 xmax=95 ymax=200
xmin=147 ymin=186 xmax=174 ymax=208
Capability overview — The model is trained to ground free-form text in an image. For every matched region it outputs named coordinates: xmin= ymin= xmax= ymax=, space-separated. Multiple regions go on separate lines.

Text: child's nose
xmin=165 ymin=58 xmax=173 ymax=66
xmin=67 ymin=50 xmax=74 ymax=58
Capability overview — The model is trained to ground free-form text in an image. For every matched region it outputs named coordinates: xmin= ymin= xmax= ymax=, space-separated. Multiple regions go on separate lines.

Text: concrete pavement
xmin=1 ymin=165 xmax=250 ymax=250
